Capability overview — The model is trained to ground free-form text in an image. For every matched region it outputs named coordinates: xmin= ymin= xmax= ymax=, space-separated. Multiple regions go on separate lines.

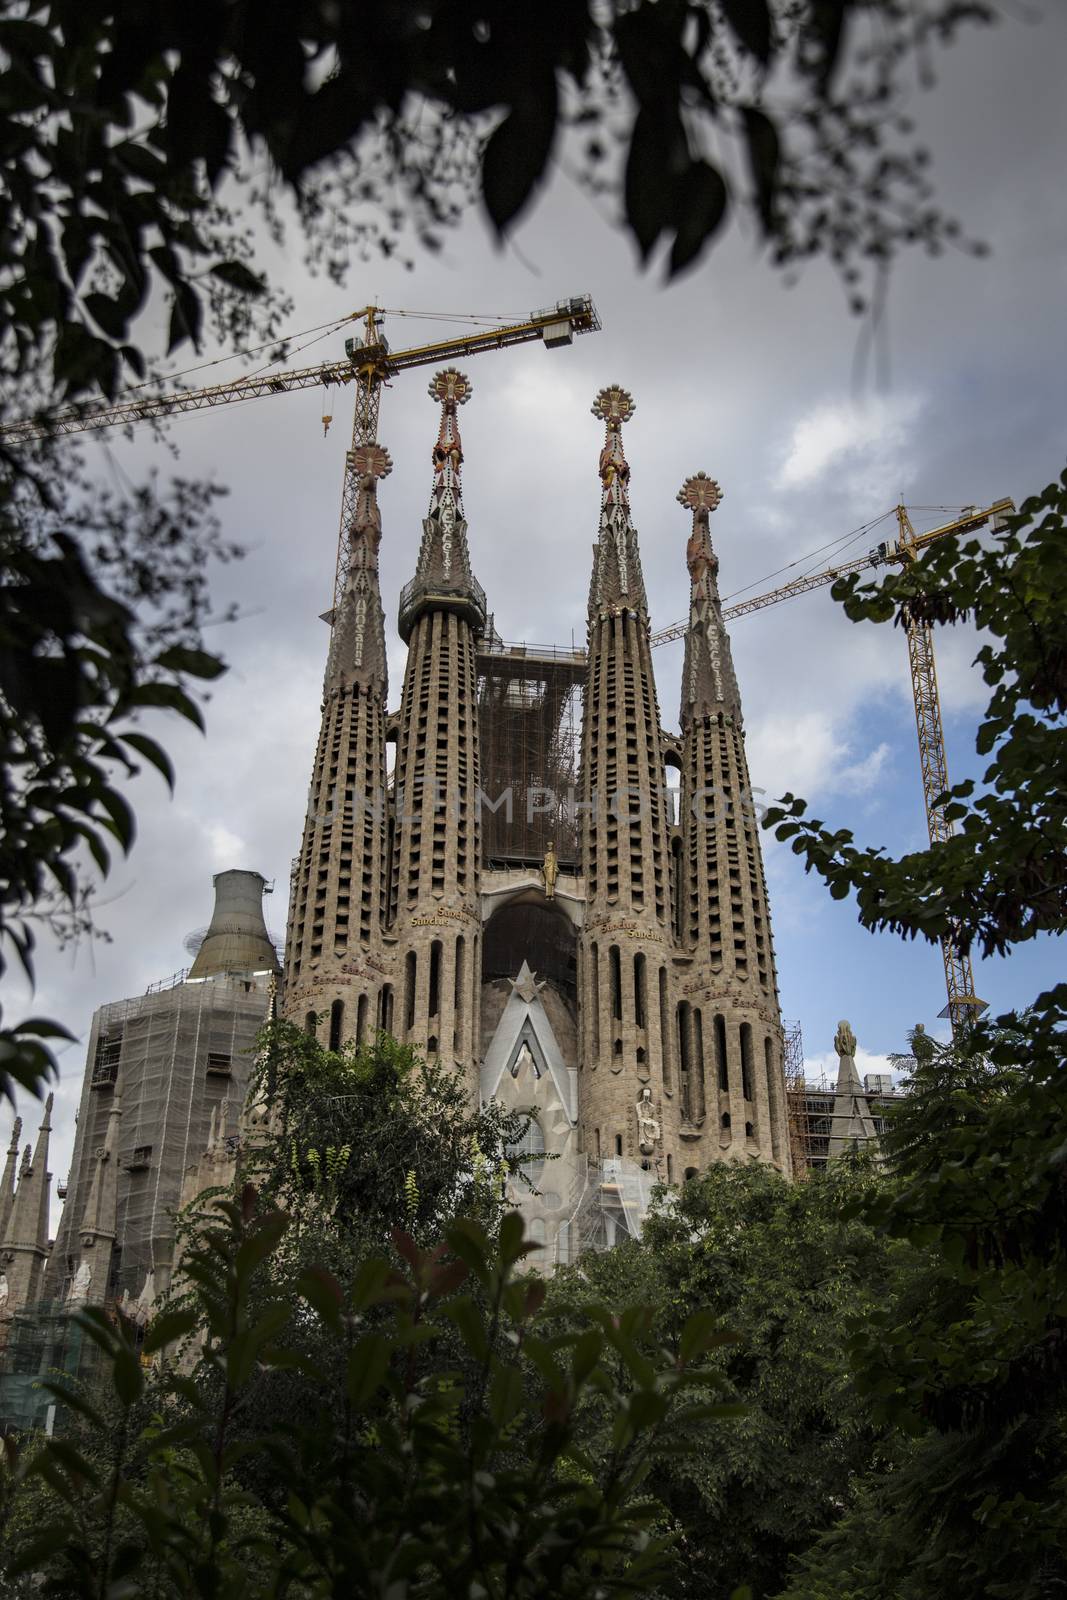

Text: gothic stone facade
xmin=284 ymin=375 xmax=791 ymax=1259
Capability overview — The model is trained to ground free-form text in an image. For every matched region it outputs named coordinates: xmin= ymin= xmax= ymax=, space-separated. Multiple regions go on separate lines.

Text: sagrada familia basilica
xmin=3 ymin=358 xmax=875 ymax=1355
xmin=280 ymin=372 xmax=791 ymax=1254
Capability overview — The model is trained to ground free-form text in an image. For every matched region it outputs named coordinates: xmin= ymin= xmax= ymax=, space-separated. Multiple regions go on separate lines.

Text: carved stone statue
xmin=0 ymin=1273 xmax=8 ymax=1312
xmin=69 ymin=1260 xmax=92 ymax=1304
xmin=636 ymin=1086 xmax=661 ymax=1156
xmin=541 ymin=841 xmax=559 ymax=901
xmin=834 ymin=1019 xmax=857 ymax=1059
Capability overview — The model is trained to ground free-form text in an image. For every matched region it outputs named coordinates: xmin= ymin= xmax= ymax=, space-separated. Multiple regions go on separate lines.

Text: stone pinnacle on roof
xmin=2 ymin=1092 xmax=53 ymax=1258
xmin=0 ymin=1116 xmax=22 ymax=1243
xmin=677 ymin=471 xmax=742 ymax=727
xmin=588 ymin=385 xmax=648 ymax=618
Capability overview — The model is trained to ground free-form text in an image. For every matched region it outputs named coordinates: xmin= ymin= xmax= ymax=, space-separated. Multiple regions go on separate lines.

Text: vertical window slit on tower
xmin=405 ymin=953 xmax=417 ymax=1033
xmin=454 ymin=934 xmax=465 ymax=1054
xmin=678 ymin=1000 xmax=692 ymax=1119
xmin=659 ymin=967 xmax=672 ymax=1091
xmin=428 ymin=940 xmax=442 ymax=1020
xmin=633 ymin=952 xmax=647 ymax=1029
xmin=590 ymin=943 xmax=600 ymax=1054
xmin=329 ymin=999 xmax=343 ymax=1053
xmin=609 ymin=945 xmax=622 ymax=1022
xmin=715 ymin=1013 xmax=729 ymax=1093
xmin=740 ymin=1021 xmax=755 ymax=1101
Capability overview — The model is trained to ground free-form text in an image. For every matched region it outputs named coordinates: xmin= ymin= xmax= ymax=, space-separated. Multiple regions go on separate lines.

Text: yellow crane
xmin=3 ymin=296 xmax=602 ymax=618
xmin=651 ymin=497 xmax=1015 ymax=1034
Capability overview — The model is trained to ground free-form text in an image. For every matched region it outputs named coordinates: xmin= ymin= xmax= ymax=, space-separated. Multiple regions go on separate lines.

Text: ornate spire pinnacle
xmin=1 ymin=1093 xmax=53 ymax=1260
xmin=398 ymin=368 xmax=485 ymax=642
xmin=326 ymin=440 xmax=393 ymax=694
xmin=588 ymin=385 xmax=648 ymax=617
xmin=677 ymin=473 xmax=741 ymax=726
xmin=0 ymin=1117 xmax=21 ymax=1243
xmin=427 ymin=367 xmax=471 ymax=529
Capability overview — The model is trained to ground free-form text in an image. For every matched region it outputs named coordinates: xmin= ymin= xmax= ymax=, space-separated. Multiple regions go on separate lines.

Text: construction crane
xmin=2 ymin=295 xmax=602 ymax=618
xmin=651 ymin=498 xmax=1014 ymax=1034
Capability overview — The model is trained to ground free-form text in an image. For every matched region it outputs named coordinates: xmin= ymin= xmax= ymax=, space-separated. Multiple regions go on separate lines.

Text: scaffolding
xmin=477 ymin=619 xmax=584 ymax=872
xmin=784 ymin=1020 xmax=906 ymax=1174
xmin=48 ymin=974 xmax=271 ymax=1305
xmin=0 ymin=1302 xmax=108 ymax=1435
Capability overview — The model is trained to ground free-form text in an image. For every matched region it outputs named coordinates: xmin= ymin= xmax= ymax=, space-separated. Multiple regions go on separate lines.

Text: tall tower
xmin=390 ymin=370 xmax=486 ymax=1079
xmin=284 ymin=437 xmax=394 ymax=1048
xmin=577 ymin=387 xmax=674 ymax=1165
xmin=675 ymin=474 xmax=789 ymax=1170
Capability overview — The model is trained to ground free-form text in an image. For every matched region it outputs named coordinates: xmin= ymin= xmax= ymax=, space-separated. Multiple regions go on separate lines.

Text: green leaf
xmin=625 ymin=109 xmax=684 ymax=261
xmin=741 ymin=105 xmax=779 ymax=233
xmin=482 ymin=84 xmax=557 ymax=236
xmin=112 ymin=1345 xmax=144 ymax=1406
xmin=120 ymin=731 xmax=176 ymax=789
xmin=210 ymin=259 xmax=268 ymax=296
xmin=143 ymin=1306 xmax=199 ymax=1354
xmin=669 ymin=160 xmax=729 ymax=277
xmin=154 ymin=645 xmax=226 ymax=681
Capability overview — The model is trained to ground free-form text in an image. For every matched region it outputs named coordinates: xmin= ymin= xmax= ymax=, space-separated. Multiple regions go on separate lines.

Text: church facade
xmin=283 ymin=373 xmax=792 ymax=1259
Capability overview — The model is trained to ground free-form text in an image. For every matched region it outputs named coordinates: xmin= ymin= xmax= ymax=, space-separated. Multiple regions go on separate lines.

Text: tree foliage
xmin=1 ymin=0 xmax=997 ymax=418
xmin=547 ymin=1158 xmax=906 ymax=1600
xmin=764 ymin=475 xmax=1067 ymax=963
xmin=0 ymin=1084 xmax=737 ymax=1597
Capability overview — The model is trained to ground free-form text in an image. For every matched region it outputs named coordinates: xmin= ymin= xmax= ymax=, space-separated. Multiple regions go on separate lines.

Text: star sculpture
xmin=510 ymin=967 xmax=545 ymax=1005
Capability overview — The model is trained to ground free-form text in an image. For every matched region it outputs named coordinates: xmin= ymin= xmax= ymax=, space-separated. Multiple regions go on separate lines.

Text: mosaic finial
xmin=677 ymin=472 xmax=723 ymax=515
xmin=591 ymin=385 xmax=635 ymax=427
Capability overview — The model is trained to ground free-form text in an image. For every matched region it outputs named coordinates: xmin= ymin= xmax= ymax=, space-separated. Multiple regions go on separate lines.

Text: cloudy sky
xmin=5 ymin=5 xmax=1065 ymax=1214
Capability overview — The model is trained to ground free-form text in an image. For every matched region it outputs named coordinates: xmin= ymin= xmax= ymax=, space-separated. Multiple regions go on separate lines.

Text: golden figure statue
xmin=541 ymin=840 xmax=559 ymax=901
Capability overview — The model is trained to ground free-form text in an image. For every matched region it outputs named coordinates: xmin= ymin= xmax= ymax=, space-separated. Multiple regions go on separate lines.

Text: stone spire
xmin=0 ymin=1117 xmax=22 ymax=1243
xmin=587 ymin=384 xmax=648 ymax=618
xmin=285 ymin=432 xmax=395 ymax=1031
xmin=677 ymin=473 xmax=742 ymax=727
xmin=68 ymin=1095 xmax=121 ymax=1305
xmin=389 ymin=370 xmax=485 ymax=1082
xmin=674 ymin=478 xmax=789 ymax=1172
xmin=324 ymin=441 xmax=392 ymax=695
xmin=828 ymin=1020 xmax=879 ymax=1157
xmin=398 ymin=368 xmax=485 ymax=642
xmin=0 ymin=1094 xmax=53 ymax=1311
xmin=578 ymin=386 xmax=673 ymax=1168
